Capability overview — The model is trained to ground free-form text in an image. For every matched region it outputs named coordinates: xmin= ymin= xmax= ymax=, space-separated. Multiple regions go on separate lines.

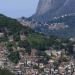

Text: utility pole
xmin=37 ymin=55 xmax=43 ymax=75
xmin=24 ymin=53 xmax=28 ymax=75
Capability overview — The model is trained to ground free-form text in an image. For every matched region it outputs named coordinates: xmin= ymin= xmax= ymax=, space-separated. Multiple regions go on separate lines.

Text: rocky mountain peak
xmin=36 ymin=0 xmax=66 ymax=15
xmin=33 ymin=0 xmax=75 ymax=23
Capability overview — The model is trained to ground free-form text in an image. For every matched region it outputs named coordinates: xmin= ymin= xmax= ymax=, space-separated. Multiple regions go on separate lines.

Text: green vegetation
xmin=0 ymin=14 xmax=74 ymax=63
xmin=0 ymin=14 xmax=21 ymax=34
xmin=0 ymin=69 xmax=14 ymax=75
xmin=0 ymin=14 xmax=34 ymax=35
xmin=8 ymin=51 xmax=20 ymax=64
xmin=27 ymin=33 xmax=48 ymax=50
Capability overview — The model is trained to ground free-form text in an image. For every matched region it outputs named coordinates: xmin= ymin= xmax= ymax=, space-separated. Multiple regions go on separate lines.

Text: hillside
xmin=0 ymin=14 xmax=34 ymax=35
xmin=0 ymin=14 xmax=61 ymax=52
xmin=50 ymin=14 xmax=75 ymax=38
xmin=0 ymin=14 xmax=66 ymax=65
xmin=0 ymin=14 xmax=22 ymax=34
xmin=33 ymin=14 xmax=75 ymax=38
xmin=0 ymin=69 xmax=14 ymax=75
xmin=32 ymin=0 xmax=75 ymax=23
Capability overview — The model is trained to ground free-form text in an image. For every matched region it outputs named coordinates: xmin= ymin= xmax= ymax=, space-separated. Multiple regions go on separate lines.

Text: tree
xmin=8 ymin=51 xmax=20 ymax=64
xmin=0 ymin=69 xmax=14 ymax=75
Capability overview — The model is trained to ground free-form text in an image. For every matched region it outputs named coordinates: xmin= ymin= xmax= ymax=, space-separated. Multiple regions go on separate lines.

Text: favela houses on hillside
xmin=0 ymin=0 xmax=75 ymax=75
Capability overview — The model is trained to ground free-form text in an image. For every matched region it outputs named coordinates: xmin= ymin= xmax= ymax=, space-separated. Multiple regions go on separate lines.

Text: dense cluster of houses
xmin=44 ymin=23 xmax=69 ymax=30
xmin=0 ymin=40 xmax=75 ymax=75
xmin=0 ymin=30 xmax=75 ymax=75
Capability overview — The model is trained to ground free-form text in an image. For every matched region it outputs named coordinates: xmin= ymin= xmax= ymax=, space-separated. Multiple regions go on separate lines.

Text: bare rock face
xmin=36 ymin=0 xmax=66 ymax=15
xmin=36 ymin=0 xmax=52 ymax=15
xmin=33 ymin=0 xmax=75 ymax=23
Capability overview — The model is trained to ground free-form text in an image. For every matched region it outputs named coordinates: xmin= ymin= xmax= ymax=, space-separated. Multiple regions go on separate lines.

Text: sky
xmin=0 ymin=0 xmax=39 ymax=18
